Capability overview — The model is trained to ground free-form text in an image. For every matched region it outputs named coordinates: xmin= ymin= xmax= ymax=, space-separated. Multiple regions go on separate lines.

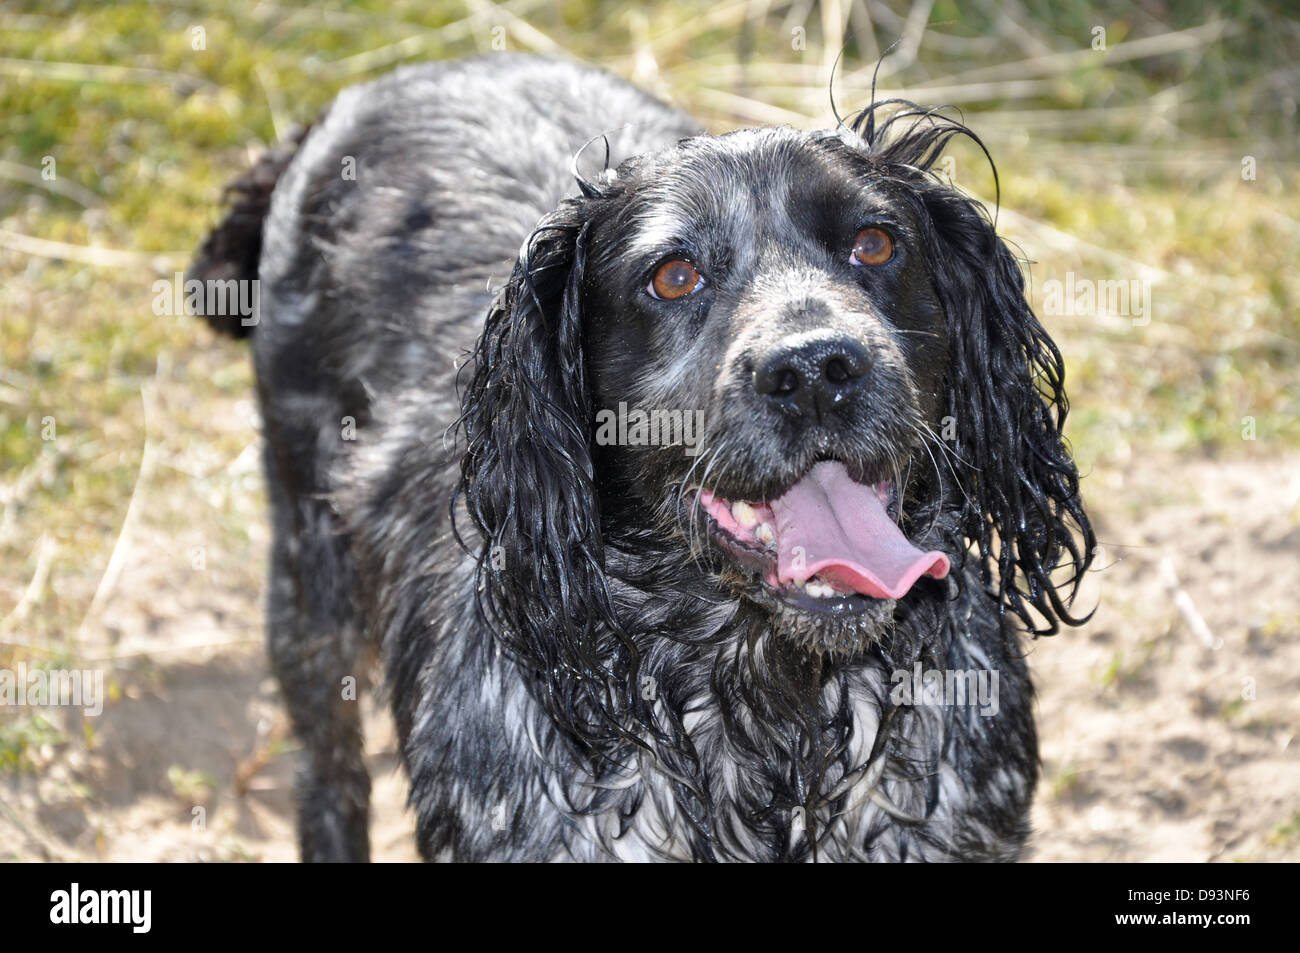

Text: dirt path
xmin=1030 ymin=453 xmax=1300 ymax=861
xmin=3 ymin=451 xmax=1297 ymax=862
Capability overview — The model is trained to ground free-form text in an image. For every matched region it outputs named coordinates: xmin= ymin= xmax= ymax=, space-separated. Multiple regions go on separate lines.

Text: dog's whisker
xmin=914 ymin=420 xmax=976 ymax=516
xmin=901 ymin=421 xmax=949 ymax=541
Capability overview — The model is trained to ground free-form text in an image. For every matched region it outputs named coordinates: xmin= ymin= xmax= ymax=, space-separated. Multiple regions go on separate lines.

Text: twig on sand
xmin=0 ymin=228 xmax=183 ymax=273
xmin=1158 ymin=557 xmax=1220 ymax=651
xmin=254 ymin=63 xmax=293 ymax=144
xmin=310 ymin=0 xmax=545 ymax=78
xmin=0 ymin=56 xmax=213 ymax=93
xmin=693 ymin=88 xmax=813 ymax=126
xmin=462 ymin=0 xmax=564 ymax=55
xmin=76 ymin=382 xmax=160 ymax=643
xmin=0 ymin=533 xmax=55 ymax=638
xmin=234 ymin=718 xmax=292 ymax=796
xmin=0 ymin=160 xmax=101 ymax=208
xmin=855 ymin=19 xmax=1233 ymax=89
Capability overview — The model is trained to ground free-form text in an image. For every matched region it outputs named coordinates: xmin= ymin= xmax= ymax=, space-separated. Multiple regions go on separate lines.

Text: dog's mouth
xmin=689 ymin=460 xmax=949 ymax=615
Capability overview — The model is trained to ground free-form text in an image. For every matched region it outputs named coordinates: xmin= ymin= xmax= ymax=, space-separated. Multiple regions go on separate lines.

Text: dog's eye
xmin=850 ymin=228 xmax=893 ymax=266
xmin=649 ymin=260 xmax=704 ymax=300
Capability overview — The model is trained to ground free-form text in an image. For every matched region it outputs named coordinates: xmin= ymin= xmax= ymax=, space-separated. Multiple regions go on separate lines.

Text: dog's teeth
xmin=731 ymin=501 xmax=758 ymax=528
xmin=805 ymin=580 xmax=835 ymax=599
xmin=755 ymin=522 xmax=775 ymax=548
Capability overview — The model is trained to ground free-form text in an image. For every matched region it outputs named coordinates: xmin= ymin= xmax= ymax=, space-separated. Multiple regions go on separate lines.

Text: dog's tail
xmin=189 ymin=125 xmax=310 ymax=338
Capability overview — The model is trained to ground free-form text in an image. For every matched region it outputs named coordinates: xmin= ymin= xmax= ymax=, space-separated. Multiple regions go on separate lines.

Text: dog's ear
xmin=846 ymin=105 xmax=1094 ymax=633
xmin=456 ymin=199 xmax=640 ymax=755
xmin=923 ymin=188 xmax=1096 ymax=634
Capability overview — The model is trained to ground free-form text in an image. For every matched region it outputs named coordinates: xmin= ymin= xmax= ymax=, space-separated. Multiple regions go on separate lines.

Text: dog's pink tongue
xmin=771 ymin=462 xmax=949 ymax=599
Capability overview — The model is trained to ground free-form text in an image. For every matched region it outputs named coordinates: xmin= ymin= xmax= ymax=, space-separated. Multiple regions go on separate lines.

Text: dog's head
xmin=459 ymin=103 xmax=1093 ymax=744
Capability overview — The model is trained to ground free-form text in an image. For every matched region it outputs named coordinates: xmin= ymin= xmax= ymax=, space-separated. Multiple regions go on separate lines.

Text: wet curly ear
xmin=929 ymin=193 xmax=1095 ymax=634
xmin=846 ymin=100 xmax=1095 ymax=634
xmin=456 ymin=199 xmax=643 ymax=756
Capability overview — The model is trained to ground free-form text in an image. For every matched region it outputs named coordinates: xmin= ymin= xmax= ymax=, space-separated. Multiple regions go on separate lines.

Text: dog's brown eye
xmin=851 ymin=228 xmax=893 ymax=266
xmin=650 ymin=259 xmax=703 ymax=300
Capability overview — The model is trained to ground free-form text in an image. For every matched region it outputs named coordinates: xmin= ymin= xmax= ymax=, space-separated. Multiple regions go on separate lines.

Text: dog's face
xmin=582 ymin=129 xmax=956 ymax=651
xmin=460 ymin=108 xmax=1093 ymax=724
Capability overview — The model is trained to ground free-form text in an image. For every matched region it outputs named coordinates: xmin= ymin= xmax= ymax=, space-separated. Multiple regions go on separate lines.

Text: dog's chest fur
xmin=413 ymin=630 xmax=1032 ymax=862
xmin=361 ymin=506 xmax=1037 ymax=862
xmin=339 ymin=395 xmax=1038 ymax=862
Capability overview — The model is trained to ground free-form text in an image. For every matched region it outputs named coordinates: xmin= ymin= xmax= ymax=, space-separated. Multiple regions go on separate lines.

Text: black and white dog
xmin=193 ymin=54 xmax=1093 ymax=862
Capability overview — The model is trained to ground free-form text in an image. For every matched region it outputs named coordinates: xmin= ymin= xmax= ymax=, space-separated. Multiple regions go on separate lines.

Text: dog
xmin=191 ymin=53 xmax=1094 ymax=862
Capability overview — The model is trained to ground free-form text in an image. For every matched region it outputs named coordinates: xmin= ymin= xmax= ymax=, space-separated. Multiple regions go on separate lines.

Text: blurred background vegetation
xmin=0 ymin=1 xmax=1297 ymax=807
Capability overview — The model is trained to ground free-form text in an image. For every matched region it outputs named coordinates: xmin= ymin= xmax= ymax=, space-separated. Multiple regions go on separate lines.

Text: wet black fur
xmin=193 ymin=54 xmax=1093 ymax=862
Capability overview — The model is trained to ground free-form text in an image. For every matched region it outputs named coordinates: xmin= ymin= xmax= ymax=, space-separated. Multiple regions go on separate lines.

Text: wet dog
xmin=193 ymin=54 xmax=1093 ymax=861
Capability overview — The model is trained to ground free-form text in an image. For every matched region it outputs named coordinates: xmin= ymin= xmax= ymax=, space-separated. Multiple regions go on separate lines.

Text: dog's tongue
xmin=770 ymin=462 xmax=949 ymax=599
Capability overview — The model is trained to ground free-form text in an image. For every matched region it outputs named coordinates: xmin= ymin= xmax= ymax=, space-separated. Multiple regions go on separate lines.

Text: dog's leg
xmin=264 ymin=448 xmax=371 ymax=862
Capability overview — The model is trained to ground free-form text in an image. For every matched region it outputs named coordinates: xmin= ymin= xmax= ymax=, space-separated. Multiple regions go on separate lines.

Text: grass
xmin=1049 ymin=763 xmax=1084 ymax=801
xmin=1 ymin=0 xmax=1297 ymax=674
xmin=1267 ymin=811 xmax=1300 ymax=846
xmin=0 ymin=712 xmax=67 ymax=774
xmin=166 ymin=764 xmax=218 ymax=804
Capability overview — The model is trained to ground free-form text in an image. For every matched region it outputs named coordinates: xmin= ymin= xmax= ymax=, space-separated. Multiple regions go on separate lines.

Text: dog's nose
xmin=752 ymin=332 xmax=870 ymax=420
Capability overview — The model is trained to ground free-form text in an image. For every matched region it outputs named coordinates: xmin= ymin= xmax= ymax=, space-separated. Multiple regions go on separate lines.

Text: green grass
xmin=1267 ymin=811 xmax=1300 ymax=846
xmin=0 ymin=712 xmax=68 ymax=774
xmin=1 ymin=0 xmax=1297 ymax=665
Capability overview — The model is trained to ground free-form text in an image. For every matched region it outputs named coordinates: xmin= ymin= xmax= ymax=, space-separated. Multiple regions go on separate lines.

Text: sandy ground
xmin=2 ymin=447 xmax=1297 ymax=863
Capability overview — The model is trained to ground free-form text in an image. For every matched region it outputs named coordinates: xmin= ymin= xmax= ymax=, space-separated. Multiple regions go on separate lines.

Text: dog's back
xmin=199 ymin=55 xmax=696 ymax=380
